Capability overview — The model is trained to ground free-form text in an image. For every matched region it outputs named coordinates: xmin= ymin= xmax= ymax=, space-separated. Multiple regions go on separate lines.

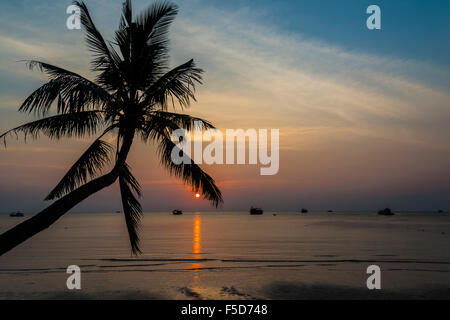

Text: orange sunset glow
xmin=0 ymin=0 xmax=449 ymax=304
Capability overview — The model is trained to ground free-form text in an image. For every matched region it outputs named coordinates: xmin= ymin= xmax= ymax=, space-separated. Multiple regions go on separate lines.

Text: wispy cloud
xmin=170 ymin=6 xmax=450 ymax=152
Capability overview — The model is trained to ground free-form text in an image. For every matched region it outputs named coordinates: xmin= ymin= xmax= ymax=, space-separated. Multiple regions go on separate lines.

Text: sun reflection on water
xmin=191 ymin=214 xmax=204 ymax=287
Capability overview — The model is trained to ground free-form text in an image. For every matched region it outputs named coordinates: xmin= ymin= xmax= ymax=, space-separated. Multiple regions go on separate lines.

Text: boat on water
xmin=9 ymin=211 xmax=24 ymax=217
xmin=172 ymin=209 xmax=183 ymax=215
xmin=378 ymin=208 xmax=394 ymax=216
xmin=301 ymin=208 xmax=309 ymax=213
xmin=250 ymin=207 xmax=263 ymax=215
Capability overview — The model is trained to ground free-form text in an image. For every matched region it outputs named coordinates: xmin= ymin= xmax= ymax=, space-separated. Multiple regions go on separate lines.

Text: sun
xmin=195 ymin=193 xmax=201 ymax=199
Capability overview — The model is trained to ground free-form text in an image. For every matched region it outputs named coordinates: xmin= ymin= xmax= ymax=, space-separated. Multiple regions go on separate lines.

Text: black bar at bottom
xmin=1 ymin=299 xmax=445 ymax=319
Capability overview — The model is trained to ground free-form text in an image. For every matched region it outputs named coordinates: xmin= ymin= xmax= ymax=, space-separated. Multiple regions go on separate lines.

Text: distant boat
xmin=327 ymin=210 xmax=334 ymax=213
xmin=172 ymin=209 xmax=183 ymax=215
xmin=378 ymin=208 xmax=394 ymax=216
xmin=301 ymin=208 xmax=308 ymax=213
xmin=250 ymin=207 xmax=263 ymax=215
xmin=9 ymin=211 xmax=24 ymax=217
xmin=438 ymin=210 xmax=444 ymax=213
xmin=115 ymin=210 xmax=121 ymax=213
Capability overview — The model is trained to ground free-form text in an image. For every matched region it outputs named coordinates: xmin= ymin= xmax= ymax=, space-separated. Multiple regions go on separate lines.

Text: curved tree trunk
xmin=0 ymin=129 xmax=135 ymax=256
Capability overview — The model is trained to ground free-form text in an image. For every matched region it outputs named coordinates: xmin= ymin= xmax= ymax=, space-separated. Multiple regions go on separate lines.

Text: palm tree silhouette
xmin=0 ymin=1 xmax=222 ymax=256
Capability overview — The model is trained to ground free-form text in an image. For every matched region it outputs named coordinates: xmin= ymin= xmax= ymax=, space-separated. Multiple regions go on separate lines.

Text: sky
xmin=0 ymin=0 xmax=449 ymax=212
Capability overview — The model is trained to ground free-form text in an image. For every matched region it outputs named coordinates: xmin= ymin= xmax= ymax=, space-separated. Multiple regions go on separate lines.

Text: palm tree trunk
xmin=0 ymin=129 xmax=135 ymax=256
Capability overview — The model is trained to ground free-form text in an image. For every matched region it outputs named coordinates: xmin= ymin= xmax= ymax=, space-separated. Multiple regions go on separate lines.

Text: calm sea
xmin=1 ymin=211 xmax=449 ymax=299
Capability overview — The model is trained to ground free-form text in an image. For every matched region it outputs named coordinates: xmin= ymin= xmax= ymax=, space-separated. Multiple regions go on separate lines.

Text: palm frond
xmin=136 ymin=1 xmax=178 ymax=77
xmin=18 ymin=80 xmax=62 ymax=116
xmin=140 ymin=111 xmax=215 ymax=142
xmin=143 ymin=59 xmax=203 ymax=110
xmin=114 ymin=2 xmax=178 ymax=91
xmin=115 ymin=0 xmax=132 ymax=63
xmin=119 ymin=163 xmax=142 ymax=255
xmin=0 ymin=111 xmax=104 ymax=146
xmin=20 ymin=60 xmax=111 ymax=115
xmin=136 ymin=1 xmax=177 ymax=44
xmin=45 ymin=132 xmax=114 ymax=200
xmin=121 ymin=163 xmax=142 ymax=197
xmin=149 ymin=111 xmax=215 ymax=130
xmin=161 ymin=140 xmax=222 ymax=207
xmin=143 ymin=125 xmax=222 ymax=207
xmin=75 ymin=1 xmax=121 ymax=66
xmin=121 ymin=0 xmax=133 ymax=29
xmin=74 ymin=1 xmax=123 ymax=90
